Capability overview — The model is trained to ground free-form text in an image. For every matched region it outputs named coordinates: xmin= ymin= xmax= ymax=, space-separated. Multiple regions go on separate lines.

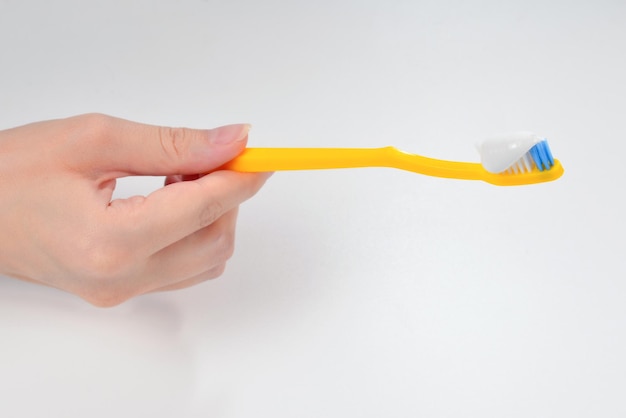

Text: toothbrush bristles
xmin=504 ymin=139 xmax=555 ymax=174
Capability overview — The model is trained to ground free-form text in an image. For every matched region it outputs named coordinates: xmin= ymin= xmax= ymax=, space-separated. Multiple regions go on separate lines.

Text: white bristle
xmin=521 ymin=153 xmax=534 ymax=172
xmin=503 ymin=152 xmax=536 ymax=175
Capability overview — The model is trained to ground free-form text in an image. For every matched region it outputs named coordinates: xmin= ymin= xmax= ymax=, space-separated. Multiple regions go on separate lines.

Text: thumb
xmin=71 ymin=114 xmax=250 ymax=176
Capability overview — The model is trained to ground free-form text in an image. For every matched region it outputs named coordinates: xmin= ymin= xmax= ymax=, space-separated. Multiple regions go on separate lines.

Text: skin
xmin=0 ymin=113 xmax=272 ymax=307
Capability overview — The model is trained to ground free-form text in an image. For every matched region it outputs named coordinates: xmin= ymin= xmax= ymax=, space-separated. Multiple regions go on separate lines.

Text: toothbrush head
xmin=476 ymin=132 xmax=564 ymax=185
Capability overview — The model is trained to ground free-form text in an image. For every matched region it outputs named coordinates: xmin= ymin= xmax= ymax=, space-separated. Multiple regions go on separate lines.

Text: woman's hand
xmin=0 ymin=114 xmax=271 ymax=307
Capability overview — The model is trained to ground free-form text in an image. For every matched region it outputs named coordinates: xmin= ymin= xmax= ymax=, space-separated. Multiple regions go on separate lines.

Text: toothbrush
xmin=222 ymin=132 xmax=563 ymax=186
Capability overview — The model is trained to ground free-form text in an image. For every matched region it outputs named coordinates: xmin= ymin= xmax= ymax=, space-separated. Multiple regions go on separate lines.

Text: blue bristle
xmin=529 ymin=140 xmax=554 ymax=171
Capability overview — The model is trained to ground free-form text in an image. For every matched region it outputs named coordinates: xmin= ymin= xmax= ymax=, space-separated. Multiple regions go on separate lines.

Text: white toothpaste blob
xmin=477 ymin=132 xmax=543 ymax=174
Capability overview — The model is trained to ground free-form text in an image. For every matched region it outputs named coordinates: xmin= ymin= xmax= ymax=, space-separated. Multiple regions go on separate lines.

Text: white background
xmin=1 ymin=1 xmax=625 ymax=417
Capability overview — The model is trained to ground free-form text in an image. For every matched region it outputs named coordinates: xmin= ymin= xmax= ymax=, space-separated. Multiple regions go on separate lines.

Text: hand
xmin=0 ymin=114 xmax=271 ymax=307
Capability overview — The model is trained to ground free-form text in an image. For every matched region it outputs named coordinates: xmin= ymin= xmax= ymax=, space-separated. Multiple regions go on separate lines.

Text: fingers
xmin=137 ymin=208 xmax=239 ymax=292
xmin=112 ymin=170 xmax=271 ymax=257
xmin=61 ymin=113 xmax=250 ymax=177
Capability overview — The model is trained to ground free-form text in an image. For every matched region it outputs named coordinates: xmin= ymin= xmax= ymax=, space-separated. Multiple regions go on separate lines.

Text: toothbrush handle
xmin=220 ymin=147 xmax=564 ymax=186
xmin=222 ymin=147 xmax=389 ymax=172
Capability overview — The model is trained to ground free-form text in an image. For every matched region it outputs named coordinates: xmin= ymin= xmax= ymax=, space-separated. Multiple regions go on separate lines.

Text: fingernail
xmin=207 ymin=123 xmax=250 ymax=145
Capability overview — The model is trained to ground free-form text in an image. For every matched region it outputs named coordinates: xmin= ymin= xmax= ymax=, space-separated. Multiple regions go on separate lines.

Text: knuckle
xmin=81 ymin=289 xmax=129 ymax=308
xmin=199 ymin=200 xmax=225 ymax=228
xmin=70 ymin=238 xmax=139 ymax=307
xmin=74 ymin=113 xmax=115 ymax=143
xmin=60 ymin=113 xmax=115 ymax=160
xmin=79 ymin=112 xmax=112 ymax=127
xmin=206 ymin=263 xmax=227 ymax=281
xmin=212 ymin=231 xmax=235 ymax=263
xmin=77 ymin=272 xmax=134 ymax=308
xmin=158 ymin=126 xmax=190 ymax=163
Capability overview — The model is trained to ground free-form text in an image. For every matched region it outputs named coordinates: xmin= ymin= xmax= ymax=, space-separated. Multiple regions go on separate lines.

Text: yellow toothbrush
xmin=222 ymin=132 xmax=564 ymax=186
